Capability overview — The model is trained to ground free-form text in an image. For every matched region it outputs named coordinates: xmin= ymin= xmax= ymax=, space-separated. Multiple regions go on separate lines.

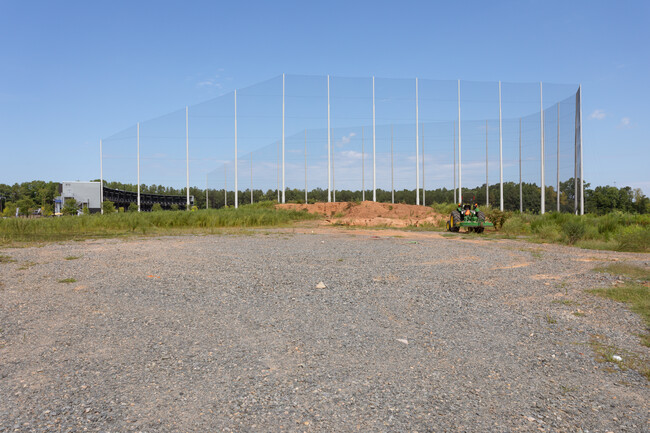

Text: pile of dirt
xmin=277 ymin=201 xmax=445 ymax=228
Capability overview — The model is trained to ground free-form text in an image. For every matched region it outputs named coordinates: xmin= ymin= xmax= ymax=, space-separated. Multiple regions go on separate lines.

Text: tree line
xmin=1 ymin=179 xmax=648 ymax=216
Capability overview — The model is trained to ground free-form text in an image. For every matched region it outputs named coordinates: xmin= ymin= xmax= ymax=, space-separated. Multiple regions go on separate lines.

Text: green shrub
xmin=102 ymin=201 xmax=116 ymax=214
xmin=582 ymin=224 xmax=599 ymax=240
xmin=501 ymin=216 xmax=528 ymax=236
xmin=170 ymin=204 xmax=179 ymax=211
xmin=2 ymin=201 xmax=17 ymax=217
xmin=597 ymin=212 xmax=621 ymax=236
xmin=485 ymin=209 xmax=512 ymax=230
xmin=430 ymin=202 xmax=458 ymax=215
xmin=128 ymin=202 xmax=138 ymax=213
xmin=537 ymin=224 xmax=562 ymax=242
xmin=562 ymin=219 xmax=587 ymax=244
xmin=151 ymin=203 xmax=163 ymax=212
xmin=616 ymin=225 xmax=650 ymax=253
xmin=62 ymin=198 xmax=78 ymax=215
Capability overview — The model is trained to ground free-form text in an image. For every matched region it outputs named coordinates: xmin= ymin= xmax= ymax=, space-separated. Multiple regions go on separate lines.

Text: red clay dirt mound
xmin=277 ymin=201 xmax=445 ymax=228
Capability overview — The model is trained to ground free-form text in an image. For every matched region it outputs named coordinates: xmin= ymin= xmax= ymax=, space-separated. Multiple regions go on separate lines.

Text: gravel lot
xmin=1 ymin=229 xmax=649 ymax=432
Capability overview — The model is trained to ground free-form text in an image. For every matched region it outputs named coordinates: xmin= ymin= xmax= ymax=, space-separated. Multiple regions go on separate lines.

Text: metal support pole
xmin=234 ymin=91 xmax=238 ymax=209
xmin=519 ymin=118 xmax=523 ymax=212
xmin=137 ymin=122 xmax=140 ymax=212
xmin=206 ymin=175 xmax=209 ymax=209
xmin=250 ymin=153 xmax=253 ymax=204
xmin=224 ymin=165 xmax=227 ymax=207
xmin=415 ymin=77 xmax=420 ymax=205
xmin=574 ymin=88 xmax=579 ymax=214
xmin=391 ymin=124 xmax=394 ymax=204
xmin=327 ymin=75 xmax=331 ymax=202
xmin=540 ymin=82 xmax=545 ymax=214
xmin=458 ymin=80 xmax=462 ymax=203
xmin=99 ymin=139 xmax=103 ymax=214
xmin=362 ymin=126 xmax=365 ymax=201
xmin=579 ymin=85 xmax=584 ymax=215
xmin=499 ymin=81 xmax=503 ymax=211
xmin=422 ymin=123 xmax=425 ymax=206
xmin=277 ymin=141 xmax=280 ymax=203
xmin=557 ymin=102 xmax=560 ymax=212
xmin=186 ymin=106 xmax=190 ymax=210
xmin=282 ymin=73 xmax=285 ymax=203
xmin=453 ymin=120 xmax=456 ymax=203
xmin=485 ymin=120 xmax=489 ymax=206
xmin=372 ymin=76 xmax=376 ymax=202
xmin=332 ymin=127 xmax=336 ymax=203
xmin=304 ymin=129 xmax=308 ymax=203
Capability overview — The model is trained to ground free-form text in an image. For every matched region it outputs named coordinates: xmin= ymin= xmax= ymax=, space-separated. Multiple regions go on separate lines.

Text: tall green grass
xmin=500 ymin=211 xmax=650 ymax=252
xmin=0 ymin=202 xmax=318 ymax=244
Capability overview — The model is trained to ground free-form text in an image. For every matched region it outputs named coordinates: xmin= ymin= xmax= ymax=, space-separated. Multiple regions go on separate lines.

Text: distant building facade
xmin=54 ymin=181 xmax=193 ymax=214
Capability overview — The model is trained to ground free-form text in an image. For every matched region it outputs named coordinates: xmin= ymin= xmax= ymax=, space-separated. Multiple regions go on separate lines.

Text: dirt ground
xmin=277 ymin=201 xmax=445 ymax=227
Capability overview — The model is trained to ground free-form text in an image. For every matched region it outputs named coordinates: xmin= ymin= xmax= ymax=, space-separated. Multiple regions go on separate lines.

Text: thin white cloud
xmin=618 ymin=117 xmax=631 ymax=128
xmin=339 ymin=132 xmax=357 ymax=145
xmin=338 ymin=150 xmax=362 ymax=160
xmin=197 ymin=73 xmax=224 ymax=89
xmin=589 ymin=109 xmax=606 ymax=120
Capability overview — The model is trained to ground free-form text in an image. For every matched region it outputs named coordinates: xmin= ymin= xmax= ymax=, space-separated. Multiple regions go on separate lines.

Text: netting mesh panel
xmin=285 ymin=75 xmax=327 ymax=198
xmin=559 ymin=93 xmax=579 ymax=212
xmin=418 ymin=80 xmax=458 ymax=200
xmin=105 ymin=75 xmax=581 ymax=212
xmin=374 ymin=78 xmax=415 ymax=197
xmin=102 ymin=125 xmax=138 ymax=191
xmin=257 ymin=141 xmax=282 ymax=200
xmin=138 ymin=109 xmax=186 ymax=190
xmin=190 ymin=90 xmax=235 ymax=194
xmin=329 ymin=76 xmax=373 ymax=199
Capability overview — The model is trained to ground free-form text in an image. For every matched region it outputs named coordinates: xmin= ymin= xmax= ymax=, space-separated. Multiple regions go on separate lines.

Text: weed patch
xmin=0 ymin=255 xmax=16 ymax=263
xmin=545 ymin=314 xmax=557 ymax=324
xmin=18 ymin=261 xmax=37 ymax=270
xmin=594 ymin=263 xmax=650 ymax=281
xmin=58 ymin=278 xmax=77 ymax=284
xmin=588 ymin=335 xmax=649 ymax=380
xmin=589 ymin=264 xmax=649 ymax=347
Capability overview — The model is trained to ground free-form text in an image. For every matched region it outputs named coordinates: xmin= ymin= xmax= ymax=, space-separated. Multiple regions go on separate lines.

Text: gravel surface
xmin=1 ymin=230 xmax=649 ymax=432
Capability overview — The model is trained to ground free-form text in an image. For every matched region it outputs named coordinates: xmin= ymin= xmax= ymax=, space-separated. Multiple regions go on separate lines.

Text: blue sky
xmin=0 ymin=0 xmax=648 ymax=193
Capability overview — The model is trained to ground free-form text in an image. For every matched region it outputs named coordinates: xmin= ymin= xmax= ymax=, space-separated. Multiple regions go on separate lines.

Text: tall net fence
xmin=101 ymin=74 xmax=583 ymax=213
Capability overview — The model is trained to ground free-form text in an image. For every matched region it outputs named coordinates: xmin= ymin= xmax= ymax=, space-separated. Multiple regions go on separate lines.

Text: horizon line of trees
xmin=1 ymin=178 xmax=648 ymax=216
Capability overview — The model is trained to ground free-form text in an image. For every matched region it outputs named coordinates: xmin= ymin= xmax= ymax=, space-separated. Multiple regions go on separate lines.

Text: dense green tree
xmin=62 ymin=198 xmax=78 ymax=215
xmin=1 ymin=179 xmax=647 ymax=216
xmin=102 ymin=200 xmax=116 ymax=213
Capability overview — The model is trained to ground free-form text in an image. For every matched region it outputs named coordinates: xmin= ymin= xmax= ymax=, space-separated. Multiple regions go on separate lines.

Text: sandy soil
xmin=277 ymin=201 xmax=445 ymax=227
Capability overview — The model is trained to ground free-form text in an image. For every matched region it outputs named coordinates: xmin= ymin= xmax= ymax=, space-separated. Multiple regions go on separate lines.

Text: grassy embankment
xmin=430 ymin=203 xmax=649 ymax=253
xmin=0 ymin=202 xmax=317 ymax=245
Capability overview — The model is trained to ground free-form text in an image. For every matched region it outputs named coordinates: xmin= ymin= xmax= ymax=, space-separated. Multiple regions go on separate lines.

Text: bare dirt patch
xmin=278 ymin=201 xmax=444 ymax=228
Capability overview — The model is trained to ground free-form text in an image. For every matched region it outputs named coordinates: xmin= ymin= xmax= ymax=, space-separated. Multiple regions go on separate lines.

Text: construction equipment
xmin=446 ymin=202 xmax=493 ymax=233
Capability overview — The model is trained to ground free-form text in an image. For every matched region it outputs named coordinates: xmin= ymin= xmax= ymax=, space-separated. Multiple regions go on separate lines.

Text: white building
xmin=54 ymin=181 xmax=101 ymax=214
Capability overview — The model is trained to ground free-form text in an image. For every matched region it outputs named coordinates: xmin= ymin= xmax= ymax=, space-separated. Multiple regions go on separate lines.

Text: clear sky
xmin=1 ymin=0 xmax=648 ymax=192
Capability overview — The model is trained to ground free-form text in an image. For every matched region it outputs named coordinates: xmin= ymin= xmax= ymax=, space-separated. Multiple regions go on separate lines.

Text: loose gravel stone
xmin=0 ymin=230 xmax=648 ymax=432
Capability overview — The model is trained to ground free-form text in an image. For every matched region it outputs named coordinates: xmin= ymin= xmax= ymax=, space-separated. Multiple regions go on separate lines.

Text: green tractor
xmin=446 ymin=202 xmax=493 ymax=233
